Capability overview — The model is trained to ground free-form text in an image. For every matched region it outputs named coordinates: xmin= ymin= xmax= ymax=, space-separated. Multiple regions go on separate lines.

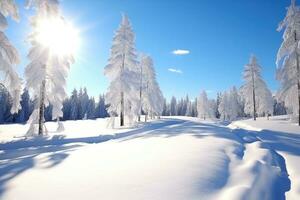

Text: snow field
xmin=0 ymin=116 xmax=297 ymax=199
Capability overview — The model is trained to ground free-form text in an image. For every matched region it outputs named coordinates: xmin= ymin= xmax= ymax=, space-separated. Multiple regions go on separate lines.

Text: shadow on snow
xmin=0 ymin=117 xmax=295 ymax=199
xmin=0 ymin=118 xmax=182 ymax=198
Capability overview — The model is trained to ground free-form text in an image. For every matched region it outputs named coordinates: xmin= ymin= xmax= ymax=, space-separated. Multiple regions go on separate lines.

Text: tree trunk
xmin=298 ymin=66 xmax=300 ymax=126
xmin=138 ymin=63 xmax=143 ymax=122
xmin=120 ymin=53 xmax=125 ymax=126
xmin=138 ymin=87 xmax=142 ymax=122
xmin=38 ymin=80 xmax=46 ymax=136
xmin=251 ymin=68 xmax=256 ymax=121
xmin=145 ymin=114 xmax=147 ymax=122
xmin=120 ymin=91 xmax=124 ymax=126
xmin=295 ymin=31 xmax=300 ymax=126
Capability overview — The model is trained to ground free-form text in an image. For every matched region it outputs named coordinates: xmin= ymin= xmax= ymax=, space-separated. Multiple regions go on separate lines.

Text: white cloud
xmin=172 ymin=49 xmax=190 ymax=55
xmin=168 ymin=68 xmax=183 ymax=74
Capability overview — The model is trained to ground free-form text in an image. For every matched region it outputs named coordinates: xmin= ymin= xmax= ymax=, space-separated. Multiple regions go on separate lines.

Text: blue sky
xmin=6 ymin=0 xmax=291 ymax=100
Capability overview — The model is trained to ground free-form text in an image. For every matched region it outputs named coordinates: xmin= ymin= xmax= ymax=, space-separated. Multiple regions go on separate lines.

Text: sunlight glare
xmin=35 ymin=17 xmax=80 ymax=56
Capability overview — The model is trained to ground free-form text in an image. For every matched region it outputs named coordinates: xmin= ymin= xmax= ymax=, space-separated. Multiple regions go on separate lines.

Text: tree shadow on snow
xmin=0 ymin=118 xmax=294 ymax=199
xmin=0 ymin=118 xmax=184 ymax=198
xmin=119 ymin=119 xmax=292 ymax=200
xmin=0 ymin=144 xmax=80 ymax=198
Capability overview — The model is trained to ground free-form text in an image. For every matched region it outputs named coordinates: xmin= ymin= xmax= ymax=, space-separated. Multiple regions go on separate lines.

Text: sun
xmin=35 ymin=17 xmax=80 ymax=56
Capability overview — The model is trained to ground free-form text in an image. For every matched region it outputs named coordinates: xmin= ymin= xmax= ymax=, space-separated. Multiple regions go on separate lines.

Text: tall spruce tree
xmin=104 ymin=14 xmax=139 ymax=126
xmin=277 ymin=0 xmax=300 ymax=125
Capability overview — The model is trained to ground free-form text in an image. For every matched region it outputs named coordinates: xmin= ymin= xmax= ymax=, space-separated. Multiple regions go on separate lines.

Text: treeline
xmin=0 ymin=86 xmax=108 ymax=124
xmin=0 ymin=84 xmax=288 ymax=124
xmin=161 ymin=93 xmax=287 ymax=120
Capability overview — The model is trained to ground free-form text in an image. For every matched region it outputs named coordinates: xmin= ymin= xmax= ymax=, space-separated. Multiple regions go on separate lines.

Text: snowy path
xmin=0 ymin=117 xmax=291 ymax=200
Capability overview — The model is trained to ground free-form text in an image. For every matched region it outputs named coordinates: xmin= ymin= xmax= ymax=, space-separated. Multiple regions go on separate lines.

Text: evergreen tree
xmin=16 ymin=89 xmax=33 ymax=123
xmin=277 ymin=0 xmax=300 ymax=125
xmin=86 ymin=97 xmax=96 ymax=119
xmin=240 ymin=55 xmax=273 ymax=120
xmin=197 ymin=91 xmax=213 ymax=120
xmin=0 ymin=85 xmax=11 ymax=123
xmin=95 ymin=94 xmax=108 ymax=118
xmin=0 ymin=0 xmax=21 ymax=114
xmin=25 ymin=0 xmax=74 ymax=135
xmin=69 ymin=89 xmax=79 ymax=120
xmin=104 ymin=14 xmax=139 ymax=126
xmin=139 ymin=55 xmax=164 ymax=120
xmin=170 ymin=96 xmax=177 ymax=116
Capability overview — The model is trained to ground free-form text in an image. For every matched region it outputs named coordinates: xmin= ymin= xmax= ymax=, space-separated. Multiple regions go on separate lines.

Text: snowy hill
xmin=0 ymin=116 xmax=299 ymax=200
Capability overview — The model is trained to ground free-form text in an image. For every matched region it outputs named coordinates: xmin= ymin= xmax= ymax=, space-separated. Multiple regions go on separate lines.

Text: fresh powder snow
xmin=1 ymin=116 xmax=298 ymax=200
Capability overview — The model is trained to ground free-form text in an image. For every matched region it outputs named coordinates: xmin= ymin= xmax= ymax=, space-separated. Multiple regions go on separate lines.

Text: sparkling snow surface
xmin=0 ymin=116 xmax=298 ymax=200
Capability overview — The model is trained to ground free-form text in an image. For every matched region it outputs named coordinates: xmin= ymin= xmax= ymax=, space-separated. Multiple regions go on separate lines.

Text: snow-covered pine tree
xmin=228 ymin=87 xmax=242 ymax=120
xmin=218 ymin=91 xmax=229 ymax=121
xmin=0 ymin=0 xmax=21 ymax=114
xmin=104 ymin=14 xmax=139 ymax=126
xmin=197 ymin=90 xmax=213 ymax=120
xmin=186 ymin=101 xmax=193 ymax=116
xmin=86 ymin=97 xmax=96 ymax=119
xmin=25 ymin=0 xmax=74 ymax=135
xmin=277 ymin=0 xmax=300 ymax=125
xmin=16 ymin=89 xmax=33 ymax=123
xmin=0 ymin=84 xmax=11 ymax=123
xmin=240 ymin=55 xmax=272 ymax=120
xmin=69 ymin=89 xmax=79 ymax=120
xmin=151 ymin=80 xmax=164 ymax=118
xmin=139 ymin=55 xmax=164 ymax=121
xmin=162 ymin=98 xmax=168 ymax=116
xmin=170 ymin=96 xmax=177 ymax=116
xmin=95 ymin=94 xmax=108 ymax=118
xmin=79 ymin=87 xmax=89 ymax=119
xmin=209 ymin=99 xmax=217 ymax=119
xmin=182 ymin=95 xmax=188 ymax=116
xmin=256 ymin=88 xmax=273 ymax=117
xmin=215 ymin=92 xmax=222 ymax=118
xmin=192 ymin=98 xmax=198 ymax=117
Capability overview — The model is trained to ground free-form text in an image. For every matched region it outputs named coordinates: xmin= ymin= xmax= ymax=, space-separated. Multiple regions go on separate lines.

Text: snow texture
xmin=0 ymin=116 xmax=297 ymax=199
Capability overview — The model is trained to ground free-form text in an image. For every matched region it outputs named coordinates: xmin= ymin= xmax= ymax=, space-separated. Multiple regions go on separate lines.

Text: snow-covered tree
xmin=215 ymin=92 xmax=222 ymax=118
xmin=0 ymin=84 xmax=11 ymax=123
xmin=240 ymin=55 xmax=273 ymax=120
xmin=229 ymin=87 xmax=243 ymax=119
xmin=256 ymin=89 xmax=273 ymax=117
xmin=273 ymin=98 xmax=287 ymax=116
xmin=218 ymin=91 xmax=230 ymax=121
xmin=218 ymin=89 xmax=238 ymax=121
xmin=69 ymin=89 xmax=79 ymax=120
xmin=104 ymin=14 xmax=139 ymax=126
xmin=95 ymin=94 xmax=108 ymax=118
xmin=162 ymin=98 xmax=169 ymax=116
xmin=79 ymin=87 xmax=89 ymax=119
xmin=0 ymin=0 xmax=21 ymax=114
xmin=277 ymin=0 xmax=300 ymax=125
xmin=170 ymin=96 xmax=177 ymax=116
xmin=25 ymin=0 xmax=74 ymax=135
xmin=139 ymin=55 xmax=164 ymax=121
xmin=16 ymin=89 xmax=33 ymax=123
xmin=86 ymin=97 xmax=96 ymax=119
xmin=197 ymin=90 xmax=213 ymax=120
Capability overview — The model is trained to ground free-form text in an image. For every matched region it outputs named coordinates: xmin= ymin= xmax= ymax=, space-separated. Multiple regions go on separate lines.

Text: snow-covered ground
xmin=230 ymin=115 xmax=300 ymax=200
xmin=0 ymin=116 xmax=298 ymax=200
